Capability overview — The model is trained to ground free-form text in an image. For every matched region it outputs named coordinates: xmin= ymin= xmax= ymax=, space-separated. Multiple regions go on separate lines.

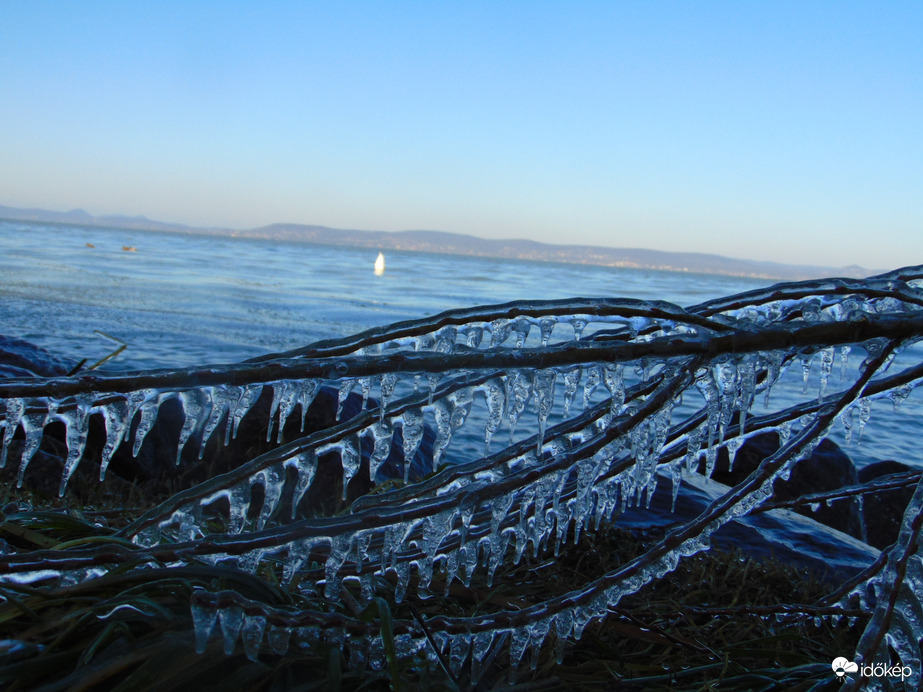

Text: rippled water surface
xmin=2 ymin=220 xmax=920 ymax=470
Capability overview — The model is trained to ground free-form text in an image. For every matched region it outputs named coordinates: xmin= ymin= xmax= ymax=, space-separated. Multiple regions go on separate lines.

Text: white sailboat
xmin=374 ymin=251 xmax=385 ymax=276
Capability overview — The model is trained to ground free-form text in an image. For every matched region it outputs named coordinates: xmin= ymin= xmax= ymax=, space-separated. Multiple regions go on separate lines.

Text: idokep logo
xmin=831 ymin=657 xmax=858 ymax=678
xmin=831 ymin=656 xmax=912 ymax=682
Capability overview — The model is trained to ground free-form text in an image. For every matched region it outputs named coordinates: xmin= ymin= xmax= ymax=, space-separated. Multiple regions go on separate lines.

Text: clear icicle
xmin=59 ymin=394 xmax=94 ymax=496
xmin=379 ymin=372 xmax=398 ymax=422
xmin=571 ymin=317 xmax=587 ymax=341
xmin=800 ymin=352 xmax=813 ymax=394
xmin=489 ymin=319 xmax=512 ymax=348
xmin=582 ymin=366 xmax=600 ymax=409
xmin=287 ymin=450 xmax=317 ymax=519
xmin=603 ymin=364 xmax=624 ymax=412
xmin=533 ymin=369 xmax=556 ymax=453
xmin=132 ymin=389 xmax=161 ymax=457
xmin=191 ymin=598 xmax=219 ymax=654
xmin=507 ymin=370 xmax=533 ymax=442
xmin=857 ymin=397 xmax=872 ymax=443
xmin=401 ymin=407 xmax=424 ymax=483
xmin=99 ymin=397 xmax=131 ymax=479
xmin=368 ymin=420 xmax=393 ymax=482
xmin=199 ymin=385 xmax=228 ymax=458
xmin=818 ymin=346 xmax=834 ymax=400
xmin=512 ymin=318 xmax=531 ymax=348
xmin=218 ymin=606 xmax=245 ymax=656
xmin=17 ymin=403 xmax=52 ymax=488
xmin=298 ymin=379 xmax=318 ymax=431
xmin=483 ymin=378 xmax=505 ymax=454
xmin=1 ymin=397 xmax=25 ymax=468
xmin=176 ymin=389 xmax=206 ymax=465
xmin=539 ymin=317 xmax=556 ymax=346
xmin=336 ymin=379 xmax=354 ymax=421
xmin=562 ymin=367 xmax=581 ymax=418
xmin=432 ymin=399 xmax=453 ymax=467
xmin=241 ymin=614 xmax=267 ymax=662
xmin=340 ymin=435 xmax=361 ymax=498
xmin=256 ymin=464 xmax=285 ymax=530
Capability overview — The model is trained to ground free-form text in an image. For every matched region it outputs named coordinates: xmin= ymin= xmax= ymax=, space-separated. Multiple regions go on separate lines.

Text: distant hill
xmin=0 ymin=204 xmax=872 ymax=281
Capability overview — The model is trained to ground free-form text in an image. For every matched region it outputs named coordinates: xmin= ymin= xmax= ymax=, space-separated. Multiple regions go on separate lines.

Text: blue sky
xmin=1 ymin=2 xmax=920 ymax=270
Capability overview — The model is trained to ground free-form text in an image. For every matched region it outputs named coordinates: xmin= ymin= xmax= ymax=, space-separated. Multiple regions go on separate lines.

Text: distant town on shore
xmin=0 ymin=204 xmax=872 ymax=281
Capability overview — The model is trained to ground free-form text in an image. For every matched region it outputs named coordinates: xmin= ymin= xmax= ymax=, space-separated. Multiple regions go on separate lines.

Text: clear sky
xmin=1 ymin=2 xmax=920 ymax=270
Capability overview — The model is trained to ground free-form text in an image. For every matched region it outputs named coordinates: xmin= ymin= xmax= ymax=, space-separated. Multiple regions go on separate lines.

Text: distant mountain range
xmin=0 ymin=204 xmax=872 ymax=281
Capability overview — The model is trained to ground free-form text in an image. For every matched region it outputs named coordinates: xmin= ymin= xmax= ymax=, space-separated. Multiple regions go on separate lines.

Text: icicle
xmin=131 ymin=389 xmax=162 ymax=457
xmin=199 ymin=385 xmax=228 ymax=458
xmin=393 ymin=559 xmax=411 ymax=603
xmin=818 ymin=346 xmax=834 ymax=400
xmin=435 ymin=326 xmax=457 ymax=354
xmin=426 ymin=374 xmax=440 ymax=405
xmin=554 ymin=609 xmax=575 ymax=663
xmin=325 ymin=535 xmax=350 ymax=600
xmin=582 ymin=365 xmax=600 ymax=409
xmin=286 ymin=450 xmax=317 ymax=519
xmin=176 ymin=389 xmax=207 ymax=465
xmin=1 ymin=398 xmax=25 ymax=468
xmin=240 ymin=614 xmax=267 ymax=661
xmin=16 ymin=401 xmax=53 ymax=488
xmin=336 ymin=379 xmax=354 ymax=421
xmin=59 ymin=394 xmax=94 ymax=496
xmin=401 ymin=408 xmax=424 ymax=483
xmin=509 ymin=625 xmax=529 ymax=677
xmin=273 ymin=380 xmax=301 ymax=443
xmin=482 ymin=378 xmax=505 ymax=454
xmin=507 ymin=370 xmax=533 ymax=442
xmin=603 ymin=364 xmax=624 ymax=413
xmin=465 ymin=325 xmax=484 ymax=348
xmin=378 ymin=372 xmax=398 ymax=422
xmin=539 ymin=317 xmax=556 ymax=346
xmin=512 ymin=318 xmax=531 ymax=348
xmin=266 ymin=624 xmax=291 ymax=656
xmin=227 ymin=482 xmax=251 ymax=534
xmin=99 ymin=397 xmax=131 ymax=480
xmin=562 ymin=367 xmax=581 ymax=419
xmin=842 ymin=405 xmax=855 ymax=445
xmin=368 ymin=420 xmax=393 ymax=482
xmin=890 ymin=384 xmax=914 ymax=411
xmin=840 ymin=345 xmax=852 ymax=383
xmin=298 ymin=379 xmax=318 ymax=431
xmin=470 ymin=630 xmax=496 ymax=683
xmin=533 ymin=369 xmax=556 ymax=453
xmin=489 ymin=319 xmax=512 ymax=348
xmin=256 ymin=464 xmax=285 ymax=530
xmin=218 ymin=606 xmax=245 ymax=655
xmin=857 ymin=397 xmax=872 ymax=443
xmin=340 ymin=435 xmax=361 ymax=498
xmin=449 ymin=633 xmax=472 ymax=678
xmin=228 ymin=384 xmax=263 ymax=441
xmin=800 ymin=352 xmax=813 ymax=394
xmin=528 ymin=617 xmax=552 ymax=671
xmin=432 ymin=399 xmax=453 ymax=467
xmin=571 ymin=317 xmax=587 ymax=341
xmin=191 ymin=598 xmax=219 ymax=654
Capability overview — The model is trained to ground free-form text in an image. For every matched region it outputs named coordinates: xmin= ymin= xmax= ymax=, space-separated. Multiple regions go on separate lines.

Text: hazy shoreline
xmin=0 ymin=204 xmax=873 ymax=281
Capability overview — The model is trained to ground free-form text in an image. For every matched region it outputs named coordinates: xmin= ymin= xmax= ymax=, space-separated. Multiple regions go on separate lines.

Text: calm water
xmin=1 ymin=220 xmax=920 ymax=470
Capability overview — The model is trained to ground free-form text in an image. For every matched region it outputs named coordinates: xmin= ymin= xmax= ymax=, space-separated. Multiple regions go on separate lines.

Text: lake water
xmin=1 ymin=219 xmax=920 ymax=471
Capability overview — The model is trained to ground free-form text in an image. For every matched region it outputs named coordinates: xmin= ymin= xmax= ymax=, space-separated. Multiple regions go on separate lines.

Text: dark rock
xmin=857 ymin=460 xmax=917 ymax=550
xmin=703 ymin=432 xmax=864 ymax=540
xmin=0 ymin=335 xmax=78 ymax=378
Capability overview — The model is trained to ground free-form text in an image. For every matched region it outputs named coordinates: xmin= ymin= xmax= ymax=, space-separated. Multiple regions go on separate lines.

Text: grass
xmin=0 ymin=486 xmax=862 ymax=691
